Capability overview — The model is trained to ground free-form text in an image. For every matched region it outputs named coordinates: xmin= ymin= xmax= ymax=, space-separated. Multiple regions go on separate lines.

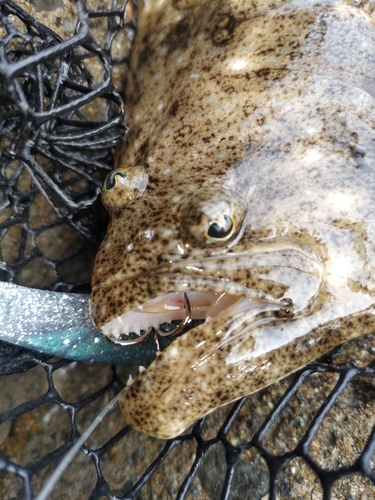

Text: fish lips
xmin=90 ymin=245 xmax=324 ymax=338
xmin=89 ymin=270 xmax=295 ymax=339
xmin=90 ymin=273 xmax=253 ymax=331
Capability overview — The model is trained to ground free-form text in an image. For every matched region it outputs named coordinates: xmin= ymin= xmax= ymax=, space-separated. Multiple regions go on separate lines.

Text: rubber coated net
xmin=0 ymin=1 xmax=375 ymax=499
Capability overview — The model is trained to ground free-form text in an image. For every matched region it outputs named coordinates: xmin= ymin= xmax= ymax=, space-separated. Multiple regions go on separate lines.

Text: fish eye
xmin=104 ymin=169 xmax=128 ymax=191
xmin=102 ymin=165 xmax=148 ymax=212
xmin=207 ymin=214 xmax=234 ymax=240
xmin=181 ymin=186 xmax=246 ymax=247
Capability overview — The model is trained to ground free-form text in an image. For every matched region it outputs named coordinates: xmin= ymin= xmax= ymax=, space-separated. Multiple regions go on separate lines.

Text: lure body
xmin=90 ymin=0 xmax=375 ymax=438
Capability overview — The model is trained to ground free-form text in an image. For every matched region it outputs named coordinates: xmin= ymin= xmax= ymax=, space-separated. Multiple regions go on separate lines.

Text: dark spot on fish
xmin=129 ymin=85 xmax=143 ymax=106
xmin=165 ymin=18 xmax=191 ymax=53
xmin=256 ymin=47 xmax=276 ymax=56
xmin=254 ymin=68 xmax=272 ymax=78
xmin=170 ymin=100 xmax=179 ymax=117
xmin=224 ymin=86 xmax=235 ymax=93
xmin=137 ymin=42 xmax=154 ymax=71
xmin=137 ymin=140 xmax=149 ymax=162
xmin=210 ymin=12 xmax=241 ymax=46
xmin=190 ymin=49 xmax=200 ymax=59
xmin=201 ymin=63 xmax=213 ymax=73
xmin=148 ymin=175 xmax=160 ymax=185
xmin=176 ymin=125 xmax=192 ymax=138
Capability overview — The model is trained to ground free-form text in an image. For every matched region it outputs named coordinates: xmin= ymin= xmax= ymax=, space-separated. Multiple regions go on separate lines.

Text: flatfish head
xmin=90 ymin=0 xmax=375 ymax=438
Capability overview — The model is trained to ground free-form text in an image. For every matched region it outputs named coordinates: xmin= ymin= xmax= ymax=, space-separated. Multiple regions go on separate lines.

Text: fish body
xmin=90 ymin=0 xmax=375 ymax=438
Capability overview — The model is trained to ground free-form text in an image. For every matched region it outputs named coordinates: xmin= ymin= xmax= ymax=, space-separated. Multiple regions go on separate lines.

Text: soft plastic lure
xmin=0 ymin=282 xmax=167 ymax=366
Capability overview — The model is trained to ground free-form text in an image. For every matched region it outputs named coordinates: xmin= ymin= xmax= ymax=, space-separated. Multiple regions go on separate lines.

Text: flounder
xmin=90 ymin=0 xmax=375 ymax=439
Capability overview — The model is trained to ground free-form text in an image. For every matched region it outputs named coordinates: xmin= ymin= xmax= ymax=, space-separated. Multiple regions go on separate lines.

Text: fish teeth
xmin=111 ymin=327 xmax=120 ymax=338
xmin=125 ymin=367 xmax=146 ymax=388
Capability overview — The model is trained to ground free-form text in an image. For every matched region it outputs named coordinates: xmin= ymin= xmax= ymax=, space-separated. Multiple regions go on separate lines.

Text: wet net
xmin=0 ymin=1 xmax=375 ymax=499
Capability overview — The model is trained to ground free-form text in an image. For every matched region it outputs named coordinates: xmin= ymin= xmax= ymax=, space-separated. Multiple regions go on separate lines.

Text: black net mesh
xmin=0 ymin=0 xmax=130 ymax=292
xmin=0 ymin=1 xmax=375 ymax=499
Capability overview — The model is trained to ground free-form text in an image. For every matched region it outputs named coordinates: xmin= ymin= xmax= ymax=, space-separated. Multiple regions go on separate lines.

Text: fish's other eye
xmin=102 ymin=165 xmax=148 ymax=212
xmin=104 ymin=170 xmax=128 ymax=191
xmin=181 ymin=186 xmax=246 ymax=247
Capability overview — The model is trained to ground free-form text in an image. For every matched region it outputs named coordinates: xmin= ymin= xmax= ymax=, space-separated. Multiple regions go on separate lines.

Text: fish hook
xmin=106 ymin=327 xmax=154 ymax=346
xmin=156 ymin=292 xmax=192 ymax=338
xmin=105 ymin=293 xmax=192 ymax=346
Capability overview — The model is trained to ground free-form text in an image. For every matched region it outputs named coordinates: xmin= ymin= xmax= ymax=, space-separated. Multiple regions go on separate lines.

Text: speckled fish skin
xmin=90 ymin=0 xmax=375 ymax=438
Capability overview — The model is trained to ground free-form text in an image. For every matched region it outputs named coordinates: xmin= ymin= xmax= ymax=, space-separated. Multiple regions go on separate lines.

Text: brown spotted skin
xmin=91 ymin=0 xmax=375 ymax=438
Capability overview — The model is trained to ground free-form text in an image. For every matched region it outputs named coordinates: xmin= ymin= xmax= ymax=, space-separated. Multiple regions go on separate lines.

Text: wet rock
xmin=30 ymin=0 xmax=64 ymax=12
xmin=198 ymin=443 xmax=269 ymax=500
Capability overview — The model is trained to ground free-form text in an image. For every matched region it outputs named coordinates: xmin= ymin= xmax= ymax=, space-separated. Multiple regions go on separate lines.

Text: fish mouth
xmin=99 ymin=289 xmax=275 ymax=340
xmin=90 ymin=244 xmax=325 ymax=343
xmin=90 ymin=272 xmax=259 ymax=345
xmin=100 ymin=290 xmax=219 ymax=338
